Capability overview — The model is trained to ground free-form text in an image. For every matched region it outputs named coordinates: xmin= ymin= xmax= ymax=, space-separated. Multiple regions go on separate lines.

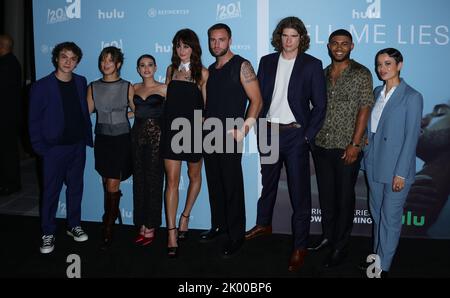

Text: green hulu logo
xmin=402 ymin=211 xmax=425 ymax=226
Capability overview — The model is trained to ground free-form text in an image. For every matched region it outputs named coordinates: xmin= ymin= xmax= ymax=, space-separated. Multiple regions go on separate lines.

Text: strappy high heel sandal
xmin=178 ymin=213 xmax=190 ymax=241
xmin=167 ymin=227 xmax=178 ymax=258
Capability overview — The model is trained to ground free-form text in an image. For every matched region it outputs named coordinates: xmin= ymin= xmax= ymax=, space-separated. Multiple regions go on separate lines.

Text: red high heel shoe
xmin=134 ymin=234 xmax=145 ymax=244
xmin=141 ymin=229 xmax=155 ymax=246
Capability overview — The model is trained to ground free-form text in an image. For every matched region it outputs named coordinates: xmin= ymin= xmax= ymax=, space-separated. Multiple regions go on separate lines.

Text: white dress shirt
xmin=371 ymin=85 xmax=397 ymax=133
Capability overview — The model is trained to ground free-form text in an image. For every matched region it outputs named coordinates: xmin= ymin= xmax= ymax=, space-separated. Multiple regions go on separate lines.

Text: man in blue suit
xmin=245 ymin=16 xmax=327 ymax=272
xmin=29 ymin=42 xmax=93 ymax=254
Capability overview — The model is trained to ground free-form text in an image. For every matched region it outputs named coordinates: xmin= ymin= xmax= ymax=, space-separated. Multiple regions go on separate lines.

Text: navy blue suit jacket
xmin=29 ymin=72 xmax=93 ymax=156
xmin=257 ymin=52 xmax=327 ymax=142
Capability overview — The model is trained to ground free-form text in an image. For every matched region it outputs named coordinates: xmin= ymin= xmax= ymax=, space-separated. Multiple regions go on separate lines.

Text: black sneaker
xmin=67 ymin=226 xmax=88 ymax=242
xmin=40 ymin=235 xmax=55 ymax=254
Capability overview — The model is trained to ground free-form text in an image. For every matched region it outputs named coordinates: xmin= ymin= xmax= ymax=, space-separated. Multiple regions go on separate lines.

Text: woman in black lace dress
xmin=132 ymin=54 xmax=166 ymax=246
xmin=162 ymin=29 xmax=208 ymax=257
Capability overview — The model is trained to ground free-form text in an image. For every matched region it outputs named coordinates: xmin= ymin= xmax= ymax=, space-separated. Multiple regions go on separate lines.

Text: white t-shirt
xmin=267 ymin=55 xmax=297 ymax=124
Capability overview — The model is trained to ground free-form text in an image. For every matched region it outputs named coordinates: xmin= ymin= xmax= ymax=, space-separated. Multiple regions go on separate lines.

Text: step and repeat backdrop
xmin=33 ymin=0 xmax=450 ymax=239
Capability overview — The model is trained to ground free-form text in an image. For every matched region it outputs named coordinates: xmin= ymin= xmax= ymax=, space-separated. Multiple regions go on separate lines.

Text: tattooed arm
xmin=237 ymin=61 xmax=263 ymax=138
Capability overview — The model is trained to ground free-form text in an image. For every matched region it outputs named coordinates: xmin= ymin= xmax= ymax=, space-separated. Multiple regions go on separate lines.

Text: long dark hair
xmin=170 ymin=28 xmax=203 ymax=85
xmin=271 ymin=16 xmax=310 ymax=53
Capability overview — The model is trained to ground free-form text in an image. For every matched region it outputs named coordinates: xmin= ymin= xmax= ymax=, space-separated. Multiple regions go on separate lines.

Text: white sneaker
xmin=40 ymin=235 xmax=55 ymax=254
xmin=67 ymin=226 xmax=88 ymax=242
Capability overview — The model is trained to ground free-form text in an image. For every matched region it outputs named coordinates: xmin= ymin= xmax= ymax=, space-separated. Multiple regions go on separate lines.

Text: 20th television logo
xmin=47 ymin=0 xmax=81 ymax=24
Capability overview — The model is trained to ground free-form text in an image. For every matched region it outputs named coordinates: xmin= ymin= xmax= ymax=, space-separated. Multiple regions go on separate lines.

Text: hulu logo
xmin=402 ymin=211 xmax=425 ymax=226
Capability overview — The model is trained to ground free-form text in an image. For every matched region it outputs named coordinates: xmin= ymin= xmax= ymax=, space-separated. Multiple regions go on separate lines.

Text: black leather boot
xmin=101 ymin=190 xmax=122 ymax=250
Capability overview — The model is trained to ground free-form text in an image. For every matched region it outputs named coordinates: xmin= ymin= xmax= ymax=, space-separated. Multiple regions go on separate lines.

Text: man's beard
xmin=211 ymin=47 xmax=228 ymax=58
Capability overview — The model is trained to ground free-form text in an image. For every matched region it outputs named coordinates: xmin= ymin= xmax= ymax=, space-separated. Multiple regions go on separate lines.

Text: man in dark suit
xmin=29 ymin=42 xmax=93 ymax=254
xmin=245 ymin=16 xmax=327 ymax=272
xmin=0 ymin=34 xmax=22 ymax=196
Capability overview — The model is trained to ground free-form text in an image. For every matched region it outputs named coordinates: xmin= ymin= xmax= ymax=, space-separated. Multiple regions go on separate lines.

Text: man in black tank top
xmin=201 ymin=23 xmax=262 ymax=257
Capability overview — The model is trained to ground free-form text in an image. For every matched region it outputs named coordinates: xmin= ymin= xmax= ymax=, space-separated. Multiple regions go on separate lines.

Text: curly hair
xmin=271 ymin=16 xmax=310 ymax=53
xmin=51 ymin=41 xmax=82 ymax=69
xmin=98 ymin=46 xmax=123 ymax=74
xmin=170 ymin=28 xmax=203 ymax=85
xmin=98 ymin=46 xmax=124 ymax=74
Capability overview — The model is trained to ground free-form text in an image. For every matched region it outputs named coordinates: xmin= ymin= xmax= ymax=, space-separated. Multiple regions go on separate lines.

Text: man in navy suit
xmin=29 ymin=42 xmax=93 ymax=254
xmin=245 ymin=16 xmax=327 ymax=272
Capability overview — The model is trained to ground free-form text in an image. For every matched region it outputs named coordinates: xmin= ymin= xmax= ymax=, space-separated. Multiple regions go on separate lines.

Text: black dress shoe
xmin=178 ymin=213 xmax=190 ymax=241
xmin=178 ymin=230 xmax=188 ymax=241
xmin=199 ymin=227 xmax=224 ymax=242
xmin=222 ymin=238 xmax=244 ymax=257
xmin=307 ymin=238 xmax=330 ymax=251
xmin=323 ymin=249 xmax=347 ymax=268
xmin=358 ymin=260 xmax=370 ymax=271
xmin=167 ymin=246 xmax=178 ymax=258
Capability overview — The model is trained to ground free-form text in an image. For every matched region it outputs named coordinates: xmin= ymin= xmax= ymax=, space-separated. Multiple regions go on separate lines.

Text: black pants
xmin=204 ymin=152 xmax=245 ymax=243
xmin=312 ymin=146 xmax=362 ymax=251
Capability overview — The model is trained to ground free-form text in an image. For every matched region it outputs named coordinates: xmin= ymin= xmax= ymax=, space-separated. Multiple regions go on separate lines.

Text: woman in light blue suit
xmin=363 ymin=48 xmax=423 ymax=277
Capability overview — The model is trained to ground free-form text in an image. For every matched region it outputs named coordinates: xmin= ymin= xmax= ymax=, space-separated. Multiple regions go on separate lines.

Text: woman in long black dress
xmin=87 ymin=46 xmax=134 ymax=249
xmin=132 ymin=54 xmax=166 ymax=246
xmin=162 ymin=28 xmax=208 ymax=257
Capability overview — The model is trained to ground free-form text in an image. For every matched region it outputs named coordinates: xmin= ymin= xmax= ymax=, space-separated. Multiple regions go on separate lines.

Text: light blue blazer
xmin=363 ymin=79 xmax=423 ymax=185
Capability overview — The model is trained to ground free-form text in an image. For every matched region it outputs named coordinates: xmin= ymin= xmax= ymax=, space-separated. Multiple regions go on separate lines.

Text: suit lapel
xmin=377 ymin=79 xmax=406 ymax=130
xmin=287 ymin=53 xmax=304 ymax=110
xmin=288 ymin=53 xmax=305 ymax=101
xmin=369 ymin=87 xmax=383 ymax=133
xmin=50 ymin=73 xmax=63 ymax=107
xmin=73 ymin=76 xmax=84 ymax=107
xmin=266 ymin=54 xmax=279 ymax=100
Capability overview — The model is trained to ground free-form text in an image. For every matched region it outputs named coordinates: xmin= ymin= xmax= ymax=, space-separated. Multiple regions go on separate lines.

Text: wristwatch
xmin=350 ymin=141 xmax=361 ymax=147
